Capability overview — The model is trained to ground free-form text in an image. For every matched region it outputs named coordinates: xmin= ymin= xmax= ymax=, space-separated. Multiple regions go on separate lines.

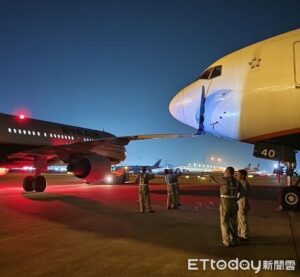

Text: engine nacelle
xmin=67 ymin=155 xmax=111 ymax=182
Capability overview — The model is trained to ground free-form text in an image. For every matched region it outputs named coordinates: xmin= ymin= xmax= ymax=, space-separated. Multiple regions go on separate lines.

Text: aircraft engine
xmin=67 ymin=155 xmax=111 ymax=182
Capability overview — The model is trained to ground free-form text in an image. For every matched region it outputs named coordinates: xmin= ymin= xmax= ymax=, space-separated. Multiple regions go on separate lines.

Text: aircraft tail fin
xmin=153 ymin=159 xmax=162 ymax=168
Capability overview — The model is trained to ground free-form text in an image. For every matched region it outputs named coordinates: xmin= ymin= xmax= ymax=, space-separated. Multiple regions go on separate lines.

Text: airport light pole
xmin=210 ymin=156 xmax=223 ymax=169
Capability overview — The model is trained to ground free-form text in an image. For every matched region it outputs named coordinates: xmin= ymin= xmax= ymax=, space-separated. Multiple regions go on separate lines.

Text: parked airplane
xmin=0 ymin=112 xmax=183 ymax=192
xmin=244 ymin=163 xmax=251 ymax=171
xmin=253 ymin=163 xmax=260 ymax=171
xmin=244 ymin=163 xmax=260 ymax=174
xmin=114 ymin=159 xmax=162 ymax=174
xmin=106 ymin=159 xmax=162 ymax=183
xmin=169 ymin=29 xmax=300 ymax=210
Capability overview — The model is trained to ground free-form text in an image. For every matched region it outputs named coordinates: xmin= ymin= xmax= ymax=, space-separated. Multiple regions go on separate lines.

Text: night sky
xmin=0 ymin=0 xmax=299 ymax=171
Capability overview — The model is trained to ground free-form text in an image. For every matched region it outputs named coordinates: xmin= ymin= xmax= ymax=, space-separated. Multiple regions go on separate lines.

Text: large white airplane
xmin=169 ymin=28 xmax=300 ymax=210
xmin=0 ymin=112 xmax=183 ymax=192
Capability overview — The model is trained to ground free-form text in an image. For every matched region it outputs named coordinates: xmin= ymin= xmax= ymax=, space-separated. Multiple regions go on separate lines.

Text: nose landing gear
xmin=281 ymin=162 xmax=300 ymax=210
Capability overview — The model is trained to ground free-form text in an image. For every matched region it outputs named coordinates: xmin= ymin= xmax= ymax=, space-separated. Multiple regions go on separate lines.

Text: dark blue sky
xmin=0 ymin=0 xmax=299 ymax=171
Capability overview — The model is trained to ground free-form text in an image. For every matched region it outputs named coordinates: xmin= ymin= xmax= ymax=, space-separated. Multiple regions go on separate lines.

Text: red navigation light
xmin=14 ymin=108 xmax=31 ymax=122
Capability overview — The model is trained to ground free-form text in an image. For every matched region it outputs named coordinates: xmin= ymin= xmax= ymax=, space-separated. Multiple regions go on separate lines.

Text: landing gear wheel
xmin=23 ymin=176 xmax=34 ymax=192
xmin=34 ymin=176 xmax=47 ymax=192
xmin=281 ymin=187 xmax=300 ymax=210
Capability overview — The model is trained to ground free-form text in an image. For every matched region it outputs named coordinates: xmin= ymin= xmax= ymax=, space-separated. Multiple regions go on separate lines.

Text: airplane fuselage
xmin=169 ymin=29 xmax=300 ymax=149
xmin=0 ymin=113 xmax=126 ymax=167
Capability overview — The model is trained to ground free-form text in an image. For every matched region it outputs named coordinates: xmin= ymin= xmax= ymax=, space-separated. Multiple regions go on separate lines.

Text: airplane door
xmin=294 ymin=41 xmax=300 ymax=87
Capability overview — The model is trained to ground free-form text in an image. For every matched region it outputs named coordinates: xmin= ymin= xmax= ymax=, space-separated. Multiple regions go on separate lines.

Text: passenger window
xmin=210 ymin=65 xmax=222 ymax=79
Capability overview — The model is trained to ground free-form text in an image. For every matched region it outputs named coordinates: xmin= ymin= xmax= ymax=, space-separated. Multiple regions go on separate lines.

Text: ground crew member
xmin=173 ymin=168 xmax=182 ymax=206
xmin=164 ymin=169 xmax=177 ymax=209
xmin=237 ymin=169 xmax=250 ymax=241
xmin=135 ymin=167 xmax=155 ymax=213
xmin=210 ymin=167 xmax=242 ymax=247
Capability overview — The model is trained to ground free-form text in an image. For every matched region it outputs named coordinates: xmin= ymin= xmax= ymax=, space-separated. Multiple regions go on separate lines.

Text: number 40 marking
xmin=261 ymin=149 xmax=276 ymax=158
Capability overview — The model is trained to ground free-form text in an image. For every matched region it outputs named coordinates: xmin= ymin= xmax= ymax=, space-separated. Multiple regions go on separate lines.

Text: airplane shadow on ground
xmin=24 ymin=193 xmax=106 ymax=212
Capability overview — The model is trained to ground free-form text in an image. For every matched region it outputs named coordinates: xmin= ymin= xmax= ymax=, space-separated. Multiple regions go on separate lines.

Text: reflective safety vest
xmin=165 ymin=174 xmax=175 ymax=185
xmin=139 ymin=173 xmax=154 ymax=186
xmin=139 ymin=173 xmax=146 ymax=186
xmin=220 ymin=178 xmax=239 ymax=199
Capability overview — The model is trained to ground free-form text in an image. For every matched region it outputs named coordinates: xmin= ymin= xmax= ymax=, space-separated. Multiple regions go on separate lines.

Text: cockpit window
xmin=210 ymin=65 xmax=222 ymax=79
xmin=198 ymin=67 xmax=213 ymax=80
xmin=196 ymin=65 xmax=222 ymax=81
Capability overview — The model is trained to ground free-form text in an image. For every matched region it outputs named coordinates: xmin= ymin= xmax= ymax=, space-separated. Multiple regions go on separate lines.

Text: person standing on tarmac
xmin=135 ymin=167 xmax=155 ymax=213
xmin=173 ymin=168 xmax=182 ymax=207
xmin=210 ymin=167 xmax=242 ymax=247
xmin=164 ymin=169 xmax=177 ymax=209
xmin=237 ymin=169 xmax=250 ymax=241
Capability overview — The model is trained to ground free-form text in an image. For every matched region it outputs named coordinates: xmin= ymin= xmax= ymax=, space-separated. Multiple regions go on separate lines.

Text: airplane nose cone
xmin=169 ymin=90 xmax=185 ymax=123
xmin=169 ymin=81 xmax=203 ymax=129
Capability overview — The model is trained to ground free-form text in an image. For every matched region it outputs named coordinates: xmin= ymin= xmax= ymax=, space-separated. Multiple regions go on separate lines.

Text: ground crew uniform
xmin=136 ymin=172 xmax=155 ymax=213
xmin=211 ymin=176 xmax=241 ymax=246
xmin=238 ymin=179 xmax=250 ymax=239
xmin=173 ymin=170 xmax=181 ymax=206
xmin=165 ymin=174 xmax=176 ymax=209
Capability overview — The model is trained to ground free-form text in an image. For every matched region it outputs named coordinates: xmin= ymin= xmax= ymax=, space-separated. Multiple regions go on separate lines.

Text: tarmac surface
xmin=0 ymin=173 xmax=299 ymax=277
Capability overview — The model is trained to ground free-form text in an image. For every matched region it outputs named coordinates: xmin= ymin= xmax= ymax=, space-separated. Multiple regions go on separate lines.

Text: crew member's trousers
xmin=220 ymin=198 xmax=238 ymax=245
xmin=174 ymin=183 xmax=180 ymax=205
xmin=167 ymin=184 xmax=176 ymax=208
xmin=139 ymin=185 xmax=152 ymax=212
xmin=238 ymin=197 xmax=249 ymax=238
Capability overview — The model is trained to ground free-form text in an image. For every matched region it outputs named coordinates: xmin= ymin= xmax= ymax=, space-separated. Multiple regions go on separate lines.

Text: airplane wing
xmin=7 ymin=134 xmax=192 ymax=160
xmin=110 ymin=134 xmax=192 ymax=145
